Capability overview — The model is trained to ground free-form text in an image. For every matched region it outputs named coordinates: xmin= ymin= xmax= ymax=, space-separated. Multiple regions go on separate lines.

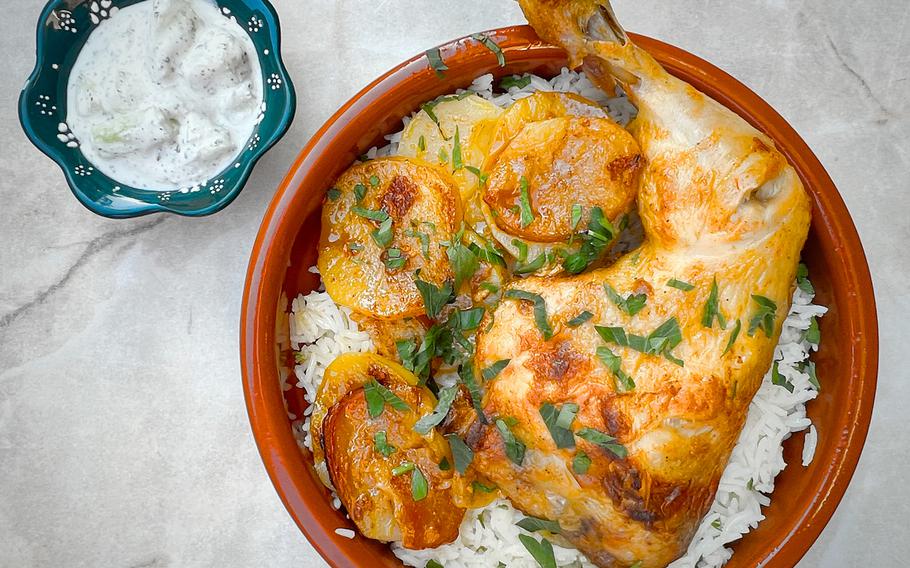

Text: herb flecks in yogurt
xmin=66 ymin=0 xmax=264 ymax=191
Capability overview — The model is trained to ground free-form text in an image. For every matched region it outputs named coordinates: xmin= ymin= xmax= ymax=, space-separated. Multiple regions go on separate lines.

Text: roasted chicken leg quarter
xmin=470 ymin=2 xmax=812 ymax=566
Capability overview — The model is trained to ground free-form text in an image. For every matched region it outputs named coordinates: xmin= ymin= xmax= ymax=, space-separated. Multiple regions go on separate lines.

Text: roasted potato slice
xmin=318 ymin=157 xmax=462 ymax=319
xmin=483 ymin=115 xmax=641 ymax=243
xmin=398 ymin=94 xmax=502 ymax=223
xmin=323 ymin=383 xmax=464 ymax=549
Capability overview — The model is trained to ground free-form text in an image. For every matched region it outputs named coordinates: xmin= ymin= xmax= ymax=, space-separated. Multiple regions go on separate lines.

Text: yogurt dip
xmin=66 ymin=0 xmax=263 ymax=191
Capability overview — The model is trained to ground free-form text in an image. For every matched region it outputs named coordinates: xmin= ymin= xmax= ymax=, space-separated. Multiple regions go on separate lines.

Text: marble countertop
xmin=1 ymin=1 xmax=907 ymax=566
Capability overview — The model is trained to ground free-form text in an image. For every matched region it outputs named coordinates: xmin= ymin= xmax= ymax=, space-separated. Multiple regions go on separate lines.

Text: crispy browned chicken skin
xmin=469 ymin=1 xmax=812 ymax=566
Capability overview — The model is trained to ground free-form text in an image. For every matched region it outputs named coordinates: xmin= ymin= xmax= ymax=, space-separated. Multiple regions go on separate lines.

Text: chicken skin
xmin=469 ymin=1 xmax=812 ymax=566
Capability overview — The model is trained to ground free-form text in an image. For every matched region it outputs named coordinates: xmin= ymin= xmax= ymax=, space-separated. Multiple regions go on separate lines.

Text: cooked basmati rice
xmin=287 ymin=69 xmax=827 ymax=567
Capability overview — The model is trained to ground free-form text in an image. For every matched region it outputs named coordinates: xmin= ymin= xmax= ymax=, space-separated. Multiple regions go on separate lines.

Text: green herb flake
xmin=748 ymin=295 xmax=778 ymax=338
xmin=630 ymin=562 xmax=643 ymax=568
xmin=604 ymin=282 xmax=647 ymax=316
xmin=411 ymin=466 xmax=429 ymax=501
xmin=326 ymin=187 xmax=341 ymax=201
xmin=384 ymin=247 xmax=406 ymax=270
xmin=404 ymin=226 xmax=431 ymax=258
xmin=797 ymin=262 xmax=815 ymax=295
xmin=446 ymin=434 xmax=475 ymax=475
xmin=512 ymin=238 xmax=529 ymax=263
xmin=518 ymin=176 xmax=534 ymax=228
xmin=438 ymin=456 xmax=451 ymax=471
xmin=447 ymin=233 xmax=480 ymax=290
xmin=472 ymin=480 xmax=497 ymax=493
xmin=576 ymin=427 xmax=627 ymax=459
xmin=514 ymin=251 xmax=550 ymax=275
xmin=369 ymin=175 xmax=380 ymax=188
xmin=373 ymin=431 xmax=397 ymax=457
xmin=571 ymin=203 xmax=583 ymax=232
xmin=437 ymin=147 xmax=449 ymax=164
xmin=516 ymin=516 xmax=561 ymax=534
xmin=363 ymin=379 xmax=412 ymax=418
xmin=667 ymin=278 xmax=695 ymax=292
xmin=391 ymin=462 xmax=414 ymax=476
xmin=470 ymin=33 xmax=506 ymax=67
xmin=572 ymin=450 xmax=591 ymax=474
xmin=426 ymin=560 xmax=444 ymax=568
xmin=465 ymin=165 xmax=489 ymax=187
xmin=518 ymin=534 xmax=557 ymax=568
xmin=426 ymin=48 xmax=448 ymax=77
xmin=415 ymin=276 xmax=455 ymax=319
xmin=805 ymin=316 xmax=821 ymax=345
xmin=452 ymin=126 xmax=464 ymax=171
xmin=459 ymin=363 xmax=487 ymax=423
xmin=495 ymin=418 xmax=526 ymax=466
xmin=352 ymin=205 xmax=389 ymax=222
xmin=413 ymin=386 xmax=459 ymax=435
xmin=353 ymin=183 xmax=367 ymax=201
xmin=567 ymin=311 xmax=594 ymax=327
xmin=596 ymin=346 xmax=635 ymax=392
xmin=539 ymin=402 xmax=577 ymax=449
xmin=499 ymin=74 xmax=531 ymax=90
xmin=701 ymin=277 xmax=727 ymax=329
xmin=723 ymin=319 xmax=742 ymax=355
xmin=417 ymin=134 xmax=427 ymax=152
xmin=371 ymin=216 xmax=394 ymax=248
xmin=770 ymin=360 xmax=795 ymax=393
xmin=482 ymin=359 xmax=511 ymax=381
xmin=596 ymin=317 xmax=683 ymax=365
xmin=504 ymin=289 xmax=553 ymax=340
xmin=806 ymin=361 xmax=820 ymax=390
xmin=561 ymin=207 xmax=616 ymax=274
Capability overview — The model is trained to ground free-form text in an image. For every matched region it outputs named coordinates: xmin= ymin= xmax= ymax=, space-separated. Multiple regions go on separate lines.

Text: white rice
xmin=287 ymin=70 xmax=827 ymax=567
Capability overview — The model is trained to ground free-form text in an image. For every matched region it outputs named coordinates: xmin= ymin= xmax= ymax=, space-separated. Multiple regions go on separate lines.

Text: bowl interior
xmin=19 ymin=0 xmax=295 ymax=218
xmin=242 ymin=26 xmax=877 ymax=568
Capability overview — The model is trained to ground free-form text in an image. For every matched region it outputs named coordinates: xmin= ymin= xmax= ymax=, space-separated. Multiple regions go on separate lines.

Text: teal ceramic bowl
xmin=19 ymin=0 xmax=296 ymax=218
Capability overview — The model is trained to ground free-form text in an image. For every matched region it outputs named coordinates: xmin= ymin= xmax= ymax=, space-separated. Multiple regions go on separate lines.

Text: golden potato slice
xmin=309 ymin=352 xmax=419 ymax=482
xmin=486 ymin=91 xmax=607 ymax=163
xmin=398 ymin=94 xmax=502 ymax=223
xmin=318 ymin=157 xmax=462 ymax=319
xmin=483 ymin=115 xmax=642 ymax=243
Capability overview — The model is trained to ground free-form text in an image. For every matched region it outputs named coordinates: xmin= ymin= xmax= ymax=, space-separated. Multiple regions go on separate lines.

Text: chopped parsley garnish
xmin=479 ymin=282 xmax=500 ymax=294
xmin=495 ymin=418 xmax=526 ymax=466
xmin=667 ymin=278 xmax=695 ymax=292
xmin=404 ymin=226 xmax=430 ymax=258
xmin=512 ymin=238 xmax=529 ymax=263
xmin=518 ymin=534 xmax=556 ymax=568
xmin=438 ymin=457 xmax=451 ymax=471
xmin=348 ymin=242 xmax=364 ymax=253
xmin=604 ymin=282 xmax=647 ymax=316
xmin=518 ymin=176 xmax=534 ymax=228
xmin=425 ymin=48 xmax=448 ymax=77
xmin=516 ymin=516 xmax=561 ymax=534
xmin=363 ymin=379 xmax=412 ymax=418
xmin=426 ymin=561 xmax=444 ymax=568
xmin=459 ymin=363 xmax=487 ymax=423
xmin=805 ymin=316 xmax=820 ymax=345
xmin=702 ymin=277 xmax=727 ymax=329
xmin=576 ymin=428 xmax=627 ymax=459
xmin=351 ymin=205 xmax=388 ymax=222
xmin=805 ymin=360 xmax=820 ymax=390
xmin=468 ymin=237 xmax=506 ymax=266
xmin=630 ymin=562 xmax=643 ymax=568
xmin=413 ymin=385 xmax=459 ymax=435
xmin=471 ymin=33 xmax=506 ymax=67
xmin=455 ymin=307 xmax=485 ymax=331
xmin=723 ymin=319 xmax=742 ymax=355
xmin=596 ymin=317 xmax=684 ymax=366
xmin=514 ymin=251 xmax=550 ymax=275
xmin=373 ymin=431 xmax=397 ymax=457
xmin=369 ymin=175 xmax=380 ymax=187
xmin=445 ymin=434 xmax=474 ymax=475
xmin=465 ymin=165 xmax=489 ymax=187
xmin=504 ymin=289 xmax=553 ymax=340
xmin=326 ymin=187 xmax=341 ymax=201
xmin=539 ymin=402 xmax=577 ymax=449
xmin=482 ymin=359 xmax=511 ymax=381
xmin=748 ymin=295 xmax=778 ymax=338
xmin=562 ymin=207 xmax=616 ymax=274
xmin=392 ymin=462 xmax=428 ymax=501
xmin=472 ymin=480 xmax=496 ymax=493
xmin=371 ymin=215 xmax=394 ymax=248
xmin=384 ymin=247 xmax=406 ymax=270
xmin=571 ymin=204 xmax=583 ymax=233
xmin=797 ymin=262 xmax=815 ymax=294
xmin=567 ymin=311 xmax=594 ymax=327
xmin=437 ymin=147 xmax=449 ymax=164
xmin=572 ymin=450 xmax=591 ymax=474
xmin=596 ymin=346 xmax=635 ymax=392
xmin=414 ymin=276 xmax=455 ymax=319
xmin=770 ymin=360 xmax=794 ymax=392
xmin=353 ymin=183 xmax=367 ymax=201
xmin=499 ymin=74 xmax=531 ymax=90
xmin=711 ymin=518 xmax=722 ymax=530
xmin=452 ymin=126 xmax=464 ymax=171
xmin=417 ymin=134 xmax=426 ymax=152
xmin=446 ymin=231 xmax=480 ymax=290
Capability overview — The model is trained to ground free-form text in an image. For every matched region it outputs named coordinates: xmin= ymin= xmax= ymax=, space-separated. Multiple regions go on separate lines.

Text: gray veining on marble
xmin=1 ymin=1 xmax=908 ymax=567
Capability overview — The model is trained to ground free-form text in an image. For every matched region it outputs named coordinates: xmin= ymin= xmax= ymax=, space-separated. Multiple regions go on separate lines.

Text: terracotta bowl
xmin=241 ymin=26 xmax=878 ymax=568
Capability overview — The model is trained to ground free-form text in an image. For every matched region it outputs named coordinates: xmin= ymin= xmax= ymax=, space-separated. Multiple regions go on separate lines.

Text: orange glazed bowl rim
xmin=241 ymin=25 xmax=878 ymax=568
